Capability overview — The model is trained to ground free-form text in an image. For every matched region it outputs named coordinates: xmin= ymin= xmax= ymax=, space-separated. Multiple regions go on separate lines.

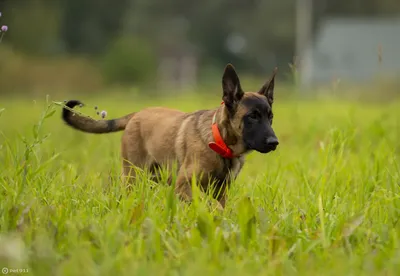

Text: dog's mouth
xmin=246 ymin=143 xmax=278 ymax=154
xmin=260 ymin=146 xmax=276 ymax=154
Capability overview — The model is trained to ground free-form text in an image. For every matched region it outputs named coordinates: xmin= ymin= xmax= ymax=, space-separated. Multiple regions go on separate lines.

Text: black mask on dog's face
xmin=241 ymin=96 xmax=278 ymax=153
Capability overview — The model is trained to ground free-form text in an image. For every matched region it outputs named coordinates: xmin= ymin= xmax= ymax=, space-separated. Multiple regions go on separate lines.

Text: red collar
xmin=208 ymin=101 xmax=235 ymax=159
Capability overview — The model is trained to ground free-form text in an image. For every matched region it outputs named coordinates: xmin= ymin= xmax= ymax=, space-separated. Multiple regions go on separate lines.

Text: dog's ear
xmin=222 ymin=64 xmax=244 ymax=113
xmin=258 ymin=67 xmax=277 ymax=106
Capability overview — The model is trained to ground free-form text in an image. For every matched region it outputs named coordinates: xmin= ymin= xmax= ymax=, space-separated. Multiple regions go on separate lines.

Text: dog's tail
xmin=62 ymin=100 xmax=136 ymax=134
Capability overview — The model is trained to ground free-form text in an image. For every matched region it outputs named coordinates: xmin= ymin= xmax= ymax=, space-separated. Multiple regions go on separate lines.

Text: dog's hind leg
xmin=120 ymin=124 xmax=148 ymax=190
xmin=121 ymin=159 xmax=137 ymax=190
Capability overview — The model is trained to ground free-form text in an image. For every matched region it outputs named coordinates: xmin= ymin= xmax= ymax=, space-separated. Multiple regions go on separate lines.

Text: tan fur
xmin=119 ymin=103 xmax=248 ymax=204
xmin=61 ymin=65 xmax=278 ymax=208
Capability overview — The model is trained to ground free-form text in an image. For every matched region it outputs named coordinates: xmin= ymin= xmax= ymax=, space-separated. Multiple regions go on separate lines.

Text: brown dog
xmin=62 ymin=64 xmax=279 ymax=207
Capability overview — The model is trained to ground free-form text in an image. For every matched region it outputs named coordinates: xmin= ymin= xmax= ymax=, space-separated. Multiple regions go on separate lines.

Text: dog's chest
xmin=229 ymin=157 xmax=244 ymax=180
xmin=214 ymin=156 xmax=244 ymax=184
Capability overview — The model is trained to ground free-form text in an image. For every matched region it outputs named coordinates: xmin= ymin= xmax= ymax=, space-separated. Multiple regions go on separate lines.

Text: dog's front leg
xmin=174 ymin=165 xmax=208 ymax=203
xmin=214 ymin=181 xmax=229 ymax=209
xmin=175 ymin=181 xmax=193 ymax=202
xmin=175 ymin=166 xmax=195 ymax=202
xmin=174 ymin=166 xmax=226 ymax=211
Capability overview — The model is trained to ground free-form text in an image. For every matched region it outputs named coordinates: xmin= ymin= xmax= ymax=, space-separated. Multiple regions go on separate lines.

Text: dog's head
xmin=221 ymin=64 xmax=278 ymax=154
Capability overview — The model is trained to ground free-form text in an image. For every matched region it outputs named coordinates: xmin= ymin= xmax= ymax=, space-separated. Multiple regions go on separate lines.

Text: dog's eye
xmin=248 ymin=112 xmax=260 ymax=120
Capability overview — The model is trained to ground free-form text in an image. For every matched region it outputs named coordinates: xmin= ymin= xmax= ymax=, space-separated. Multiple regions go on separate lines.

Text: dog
xmin=61 ymin=64 xmax=279 ymax=208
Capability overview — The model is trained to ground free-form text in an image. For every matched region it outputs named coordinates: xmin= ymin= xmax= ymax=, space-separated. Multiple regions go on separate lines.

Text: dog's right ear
xmin=222 ymin=64 xmax=244 ymax=113
xmin=258 ymin=67 xmax=277 ymax=106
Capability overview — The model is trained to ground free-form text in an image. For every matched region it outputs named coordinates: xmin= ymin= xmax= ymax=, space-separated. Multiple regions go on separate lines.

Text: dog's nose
xmin=266 ymin=137 xmax=279 ymax=149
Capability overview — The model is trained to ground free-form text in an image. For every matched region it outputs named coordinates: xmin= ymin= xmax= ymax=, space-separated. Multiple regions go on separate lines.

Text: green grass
xmin=0 ymin=92 xmax=399 ymax=276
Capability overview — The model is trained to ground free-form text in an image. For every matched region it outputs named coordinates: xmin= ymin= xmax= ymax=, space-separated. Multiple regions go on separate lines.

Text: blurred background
xmin=0 ymin=0 xmax=399 ymax=99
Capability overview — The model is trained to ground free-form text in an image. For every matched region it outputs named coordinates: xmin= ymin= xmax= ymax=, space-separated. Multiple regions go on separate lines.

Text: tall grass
xmin=0 ymin=92 xmax=399 ymax=276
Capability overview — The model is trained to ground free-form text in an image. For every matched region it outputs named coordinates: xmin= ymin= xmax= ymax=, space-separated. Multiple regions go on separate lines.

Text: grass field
xmin=0 ymin=90 xmax=399 ymax=276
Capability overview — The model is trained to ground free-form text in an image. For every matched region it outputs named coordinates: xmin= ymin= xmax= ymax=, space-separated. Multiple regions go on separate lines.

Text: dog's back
xmin=122 ymin=107 xmax=187 ymax=167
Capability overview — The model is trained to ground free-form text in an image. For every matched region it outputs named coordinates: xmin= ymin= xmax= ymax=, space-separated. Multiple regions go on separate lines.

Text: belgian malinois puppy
xmin=62 ymin=64 xmax=279 ymax=208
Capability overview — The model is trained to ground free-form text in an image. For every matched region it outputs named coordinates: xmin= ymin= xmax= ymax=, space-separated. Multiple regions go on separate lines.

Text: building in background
xmin=299 ymin=17 xmax=400 ymax=87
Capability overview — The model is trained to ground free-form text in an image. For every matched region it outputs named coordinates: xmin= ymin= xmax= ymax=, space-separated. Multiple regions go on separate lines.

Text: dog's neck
xmin=212 ymin=105 xmax=248 ymax=157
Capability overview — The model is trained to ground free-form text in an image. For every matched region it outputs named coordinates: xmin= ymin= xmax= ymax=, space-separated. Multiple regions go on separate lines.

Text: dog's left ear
xmin=258 ymin=67 xmax=278 ymax=106
xmin=222 ymin=64 xmax=244 ymax=113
